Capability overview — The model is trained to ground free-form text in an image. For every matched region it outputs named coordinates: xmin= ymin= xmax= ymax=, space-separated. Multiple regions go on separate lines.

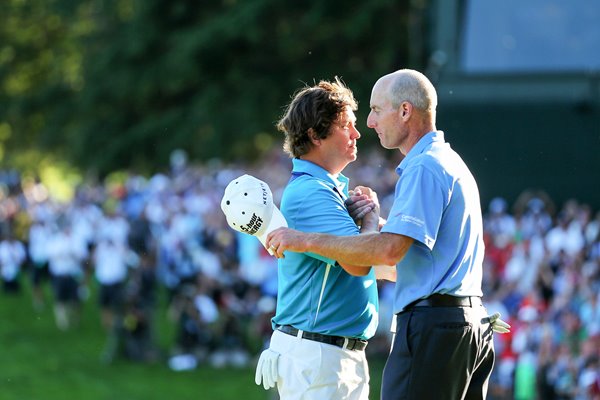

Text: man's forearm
xmin=305 ymin=231 xmax=412 ymax=267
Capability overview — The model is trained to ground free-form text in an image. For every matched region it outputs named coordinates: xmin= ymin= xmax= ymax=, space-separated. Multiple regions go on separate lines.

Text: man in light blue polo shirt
xmin=380 ymin=129 xmax=485 ymax=311
xmin=267 ymin=69 xmax=509 ymax=400
xmin=255 ymin=78 xmax=381 ymax=400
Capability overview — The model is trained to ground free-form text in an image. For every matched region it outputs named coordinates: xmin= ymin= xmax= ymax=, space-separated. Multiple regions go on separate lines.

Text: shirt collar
xmin=292 ymin=158 xmax=350 ymax=197
xmin=396 ymin=131 xmax=445 ymax=175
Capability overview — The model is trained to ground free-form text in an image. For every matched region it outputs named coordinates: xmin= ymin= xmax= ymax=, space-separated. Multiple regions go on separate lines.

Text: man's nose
xmin=366 ymin=112 xmax=376 ymax=128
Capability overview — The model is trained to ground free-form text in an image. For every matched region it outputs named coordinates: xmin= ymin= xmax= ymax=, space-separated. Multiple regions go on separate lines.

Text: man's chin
xmin=379 ymin=139 xmax=393 ymax=150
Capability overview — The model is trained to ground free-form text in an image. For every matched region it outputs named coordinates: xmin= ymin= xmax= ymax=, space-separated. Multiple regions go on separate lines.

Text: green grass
xmin=0 ymin=280 xmax=385 ymax=400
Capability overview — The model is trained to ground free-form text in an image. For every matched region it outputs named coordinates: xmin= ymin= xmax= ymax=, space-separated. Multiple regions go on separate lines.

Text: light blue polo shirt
xmin=381 ymin=131 xmax=484 ymax=313
xmin=272 ymin=158 xmax=379 ymax=340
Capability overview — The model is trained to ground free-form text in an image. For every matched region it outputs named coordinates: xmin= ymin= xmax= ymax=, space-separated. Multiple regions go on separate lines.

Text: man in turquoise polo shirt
xmin=267 ymin=69 xmax=509 ymax=400
xmin=255 ymin=78 xmax=381 ymax=400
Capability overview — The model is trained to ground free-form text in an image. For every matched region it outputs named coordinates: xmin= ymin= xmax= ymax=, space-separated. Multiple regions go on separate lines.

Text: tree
xmin=1 ymin=0 xmax=414 ymax=177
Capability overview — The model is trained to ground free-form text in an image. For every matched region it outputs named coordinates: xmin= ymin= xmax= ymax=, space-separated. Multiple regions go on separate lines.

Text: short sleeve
xmin=381 ymin=165 xmax=446 ymax=250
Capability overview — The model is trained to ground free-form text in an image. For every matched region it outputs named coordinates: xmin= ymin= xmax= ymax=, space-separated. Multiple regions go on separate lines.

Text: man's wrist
xmin=305 ymin=233 xmax=318 ymax=253
xmin=360 ymin=211 xmax=380 ymax=233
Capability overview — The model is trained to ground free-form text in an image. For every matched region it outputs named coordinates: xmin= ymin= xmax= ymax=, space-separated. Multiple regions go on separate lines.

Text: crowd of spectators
xmin=0 ymin=149 xmax=598 ymax=399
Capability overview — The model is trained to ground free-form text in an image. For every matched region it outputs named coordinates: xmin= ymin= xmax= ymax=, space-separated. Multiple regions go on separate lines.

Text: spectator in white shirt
xmin=93 ymin=237 xmax=138 ymax=330
xmin=0 ymin=231 xmax=26 ymax=293
xmin=47 ymin=223 xmax=88 ymax=330
xmin=28 ymin=219 xmax=53 ymax=309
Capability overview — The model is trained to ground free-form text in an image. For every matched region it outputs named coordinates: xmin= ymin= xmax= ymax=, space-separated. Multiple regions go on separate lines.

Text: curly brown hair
xmin=277 ymin=77 xmax=357 ymax=158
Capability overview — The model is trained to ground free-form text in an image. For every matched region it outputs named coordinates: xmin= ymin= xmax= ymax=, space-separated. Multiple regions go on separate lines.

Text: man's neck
xmin=400 ymin=122 xmax=436 ymax=156
xmin=299 ymin=154 xmax=343 ymax=176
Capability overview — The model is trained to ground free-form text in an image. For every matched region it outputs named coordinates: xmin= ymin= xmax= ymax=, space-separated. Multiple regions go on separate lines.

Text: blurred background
xmin=0 ymin=0 xmax=599 ymax=399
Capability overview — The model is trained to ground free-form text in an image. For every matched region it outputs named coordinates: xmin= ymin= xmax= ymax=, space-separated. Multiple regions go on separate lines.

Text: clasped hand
xmin=346 ymin=186 xmax=380 ymax=226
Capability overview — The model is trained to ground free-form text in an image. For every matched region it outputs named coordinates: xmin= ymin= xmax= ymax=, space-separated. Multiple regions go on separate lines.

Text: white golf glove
xmin=254 ymin=348 xmax=279 ymax=390
xmin=487 ymin=312 xmax=511 ymax=334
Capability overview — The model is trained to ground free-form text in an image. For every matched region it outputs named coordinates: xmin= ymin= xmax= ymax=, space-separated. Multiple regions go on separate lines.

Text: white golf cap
xmin=220 ymin=174 xmax=287 ymax=252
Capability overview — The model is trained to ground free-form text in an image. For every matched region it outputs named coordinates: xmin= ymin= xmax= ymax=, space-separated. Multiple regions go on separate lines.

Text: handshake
xmin=346 ymin=185 xmax=380 ymax=222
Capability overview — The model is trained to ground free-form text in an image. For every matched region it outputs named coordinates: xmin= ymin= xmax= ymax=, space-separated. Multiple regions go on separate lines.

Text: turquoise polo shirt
xmin=381 ymin=131 xmax=485 ymax=313
xmin=272 ymin=158 xmax=379 ymax=340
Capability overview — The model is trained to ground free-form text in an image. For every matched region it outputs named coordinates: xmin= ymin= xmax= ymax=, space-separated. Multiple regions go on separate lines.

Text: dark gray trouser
xmin=381 ymin=304 xmax=495 ymax=400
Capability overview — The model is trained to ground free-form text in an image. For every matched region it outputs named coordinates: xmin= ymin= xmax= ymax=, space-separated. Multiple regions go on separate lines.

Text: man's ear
xmin=308 ymin=128 xmax=321 ymax=145
xmin=400 ymin=102 xmax=411 ymax=119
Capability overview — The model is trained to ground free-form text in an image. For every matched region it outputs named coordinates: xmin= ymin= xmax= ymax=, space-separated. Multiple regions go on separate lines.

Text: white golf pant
xmin=269 ymin=329 xmax=370 ymax=400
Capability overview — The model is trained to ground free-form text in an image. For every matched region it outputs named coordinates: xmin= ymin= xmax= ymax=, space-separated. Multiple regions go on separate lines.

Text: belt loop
xmin=469 ymin=297 xmax=473 ymax=307
xmin=342 ymin=337 xmax=349 ymax=350
xmin=297 ymin=329 xmax=304 ymax=339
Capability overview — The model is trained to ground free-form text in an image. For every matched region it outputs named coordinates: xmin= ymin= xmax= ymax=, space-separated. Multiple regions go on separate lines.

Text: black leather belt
xmin=405 ymin=294 xmax=481 ymax=310
xmin=277 ymin=325 xmax=368 ymax=351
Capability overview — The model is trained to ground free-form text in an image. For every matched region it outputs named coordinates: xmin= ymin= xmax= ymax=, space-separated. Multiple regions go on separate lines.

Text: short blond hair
xmin=388 ymin=69 xmax=437 ymax=113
